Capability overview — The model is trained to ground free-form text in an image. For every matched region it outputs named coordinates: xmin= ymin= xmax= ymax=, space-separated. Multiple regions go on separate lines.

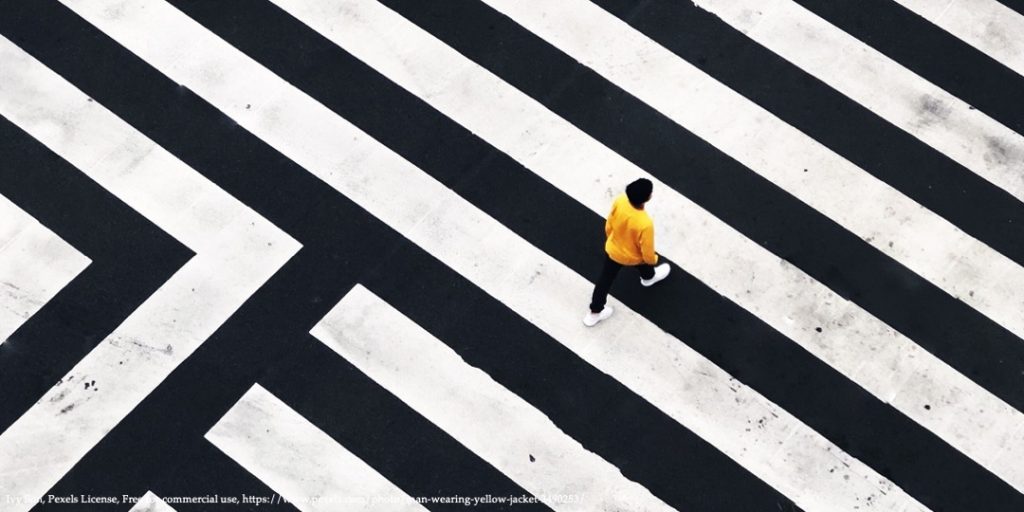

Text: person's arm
xmin=639 ymin=224 xmax=659 ymax=265
xmin=605 ymin=202 xmax=616 ymax=238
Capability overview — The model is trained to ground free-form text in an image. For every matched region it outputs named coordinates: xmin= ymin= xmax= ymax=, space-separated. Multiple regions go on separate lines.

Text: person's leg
xmin=589 ymin=255 xmax=622 ymax=312
xmin=639 ymin=259 xmax=671 ymax=287
xmin=636 ymin=263 xmax=655 ymax=280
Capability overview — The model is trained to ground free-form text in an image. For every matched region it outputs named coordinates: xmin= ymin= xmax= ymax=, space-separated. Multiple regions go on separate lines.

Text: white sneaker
xmin=583 ymin=305 xmax=614 ymax=327
xmin=640 ymin=263 xmax=671 ymax=287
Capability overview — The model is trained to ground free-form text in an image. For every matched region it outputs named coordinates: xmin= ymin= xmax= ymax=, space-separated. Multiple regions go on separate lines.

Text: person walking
xmin=584 ymin=178 xmax=670 ymax=327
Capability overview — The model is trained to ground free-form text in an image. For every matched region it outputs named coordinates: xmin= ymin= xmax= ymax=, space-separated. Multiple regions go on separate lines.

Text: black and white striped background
xmin=2 ymin=1 xmax=1024 ymax=510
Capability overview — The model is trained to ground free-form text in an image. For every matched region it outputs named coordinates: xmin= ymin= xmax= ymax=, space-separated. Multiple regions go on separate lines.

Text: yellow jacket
xmin=604 ymin=193 xmax=658 ymax=266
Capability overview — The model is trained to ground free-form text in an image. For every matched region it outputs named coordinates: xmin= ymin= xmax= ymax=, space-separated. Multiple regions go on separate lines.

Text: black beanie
xmin=625 ymin=178 xmax=653 ymax=205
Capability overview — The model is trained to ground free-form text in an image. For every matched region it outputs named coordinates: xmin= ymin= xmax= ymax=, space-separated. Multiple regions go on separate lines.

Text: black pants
xmin=589 ymin=255 xmax=655 ymax=312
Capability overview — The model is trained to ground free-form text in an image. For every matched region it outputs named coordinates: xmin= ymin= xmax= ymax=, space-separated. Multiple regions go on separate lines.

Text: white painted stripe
xmin=691 ymin=0 xmax=1024 ymax=204
xmin=0 ymin=37 xmax=299 ymax=510
xmin=468 ymin=0 xmax=1024 ymax=493
xmin=61 ymin=1 xmax=926 ymax=509
xmin=0 ymin=194 xmax=90 ymax=344
xmin=207 ymin=384 xmax=424 ymax=512
xmin=128 ymin=492 xmax=178 ymax=512
xmin=686 ymin=0 xmax=1024 ymax=340
xmin=312 ymin=285 xmax=671 ymax=512
xmin=895 ymin=0 xmax=1024 ymax=80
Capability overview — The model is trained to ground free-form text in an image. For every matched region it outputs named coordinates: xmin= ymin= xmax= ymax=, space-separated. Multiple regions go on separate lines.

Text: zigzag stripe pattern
xmin=2 ymin=0 xmax=1024 ymax=510
xmin=0 ymin=32 xmax=300 ymax=510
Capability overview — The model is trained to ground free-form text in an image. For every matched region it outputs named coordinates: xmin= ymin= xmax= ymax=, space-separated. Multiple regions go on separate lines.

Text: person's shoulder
xmin=611 ymin=193 xmax=630 ymax=213
xmin=637 ymin=211 xmax=654 ymax=228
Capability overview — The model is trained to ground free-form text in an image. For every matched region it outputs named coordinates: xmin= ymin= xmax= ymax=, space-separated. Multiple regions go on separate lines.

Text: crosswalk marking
xmin=207 ymin=384 xmax=424 ymax=512
xmin=0 ymin=193 xmax=90 ymax=344
xmin=893 ymin=0 xmax=1024 ymax=80
xmin=56 ymin=0 xmax=928 ymax=508
xmin=280 ymin=0 xmax=1024 ymax=495
xmin=486 ymin=0 xmax=1024 ymax=350
xmin=128 ymin=492 xmax=178 ymax=512
xmin=312 ymin=284 xmax=672 ymax=512
xmin=472 ymin=0 xmax=1024 ymax=493
xmin=2 ymin=0 xmax=1023 ymax=506
xmin=691 ymin=0 xmax=1024 ymax=205
xmin=0 ymin=36 xmax=299 ymax=510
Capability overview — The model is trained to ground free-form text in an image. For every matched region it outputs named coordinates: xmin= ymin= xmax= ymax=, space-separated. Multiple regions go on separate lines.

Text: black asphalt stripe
xmin=0 ymin=116 xmax=192 ymax=433
xmin=791 ymin=0 xmax=1024 ymax=137
xmin=238 ymin=0 xmax=1023 ymax=509
xmin=163 ymin=0 xmax=802 ymax=509
xmin=147 ymin=441 xmax=301 ymax=512
xmin=8 ymin=2 xmax=542 ymax=508
xmin=598 ymin=0 xmax=1024 ymax=269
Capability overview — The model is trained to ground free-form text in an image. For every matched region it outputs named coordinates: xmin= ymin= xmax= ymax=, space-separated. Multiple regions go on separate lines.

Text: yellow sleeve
xmin=639 ymin=224 xmax=658 ymax=265
xmin=605 ymin=202 xmax=616 ymax=238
